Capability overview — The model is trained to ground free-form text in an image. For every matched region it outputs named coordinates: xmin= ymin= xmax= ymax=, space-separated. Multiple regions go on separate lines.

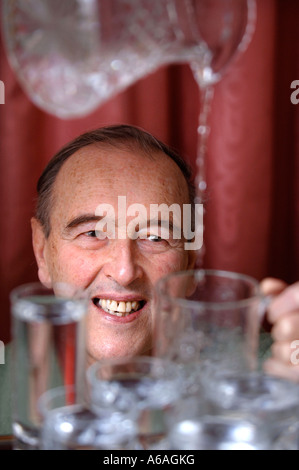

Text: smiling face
xmin=32 ymin=143 xmax=195 ymax=364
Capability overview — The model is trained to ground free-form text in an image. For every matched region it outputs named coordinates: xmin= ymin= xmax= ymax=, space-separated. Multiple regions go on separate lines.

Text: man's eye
xmin=147 ymin=234 xmax=163 ymax=242
xmin=85 ymin=230 xmax=97 ymax=238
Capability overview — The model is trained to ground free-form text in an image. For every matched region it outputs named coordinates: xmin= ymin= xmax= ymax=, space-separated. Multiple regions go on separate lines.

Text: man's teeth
xmin=97 ymin=299 xmax=141 ymax=316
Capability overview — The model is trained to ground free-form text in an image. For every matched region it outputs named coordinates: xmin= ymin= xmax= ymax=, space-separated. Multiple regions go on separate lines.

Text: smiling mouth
xmin=92 ymin=298 xmax=146 ymax=317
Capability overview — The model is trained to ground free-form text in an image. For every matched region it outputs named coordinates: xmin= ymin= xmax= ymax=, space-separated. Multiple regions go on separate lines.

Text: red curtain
xmin=1 ymin=0 xmax=298 ymax=343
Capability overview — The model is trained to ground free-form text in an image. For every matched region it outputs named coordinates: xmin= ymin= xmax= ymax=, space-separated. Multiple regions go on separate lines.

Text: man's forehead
xmin=54 ymin=143 xmax=188 ymax=192
xmin=46 ymin=144 xmax=191 ymax=234
xmin=58 ymin=143 xmax=134 ymax=177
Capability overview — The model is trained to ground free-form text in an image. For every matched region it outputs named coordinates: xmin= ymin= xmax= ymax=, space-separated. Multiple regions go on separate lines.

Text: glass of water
xmin=87 ymin=356 xmax=184 ymax=450
xmin=10 ymin=282 xmax=87 ymax=449
xmin=39 ymin=385 xmax=137 ymax=450
xmin=167 ymin=414 xmax=271 ymax=450
xmin=154 ymin=269 xmax=299 ymax=449
xmin=153 ymin=269 xmax=268 ymax=397
xmin=202 ymin=371 xmax=299 ymax=450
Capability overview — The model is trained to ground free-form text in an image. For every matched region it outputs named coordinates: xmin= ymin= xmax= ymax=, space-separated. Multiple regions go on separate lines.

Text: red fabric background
xmin=1 ymin=0 xmax=299 ymax=343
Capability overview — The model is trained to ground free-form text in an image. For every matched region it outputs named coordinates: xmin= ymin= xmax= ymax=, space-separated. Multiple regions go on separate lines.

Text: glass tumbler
xmin=39 ymin=385 xmax=137 ymax=450
xmin=153 ymin=269 xmax=268 ymax=396
xmin=87 ymin=356 xmax=184 ymax=450
xmin=167 ymin=414 xmax=271 ymax=450
xmin=10 ymin=282 xmax=87 ymax=449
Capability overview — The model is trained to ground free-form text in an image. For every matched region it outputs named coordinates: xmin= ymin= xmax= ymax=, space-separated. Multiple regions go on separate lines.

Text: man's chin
xmin=85 ymin=306 xmax=153 ymax=365
xmin=86 ymin=344 xmax=153 ymax=367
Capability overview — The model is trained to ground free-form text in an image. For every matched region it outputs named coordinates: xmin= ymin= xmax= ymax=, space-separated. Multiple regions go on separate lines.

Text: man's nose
xmin=102 ymin=240 xmax=143 ymax=287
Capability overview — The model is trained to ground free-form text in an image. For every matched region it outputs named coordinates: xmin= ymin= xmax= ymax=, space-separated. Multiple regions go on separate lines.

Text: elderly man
xmin=31 ymin=124 xmax=197 ymax=363
xmin=0 ymin=124 xmax=298 ymax=437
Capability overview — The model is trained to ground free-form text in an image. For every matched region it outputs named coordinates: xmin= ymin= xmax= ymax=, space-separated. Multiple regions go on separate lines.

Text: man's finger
xmin=266 ymin=281 xmax=299 ymax=323
xmin=260 ymin=277 xmax=288 ymax=296
xmin=271 ymin=313 xmax=299 ymax=342
xmin=271 ymin=340 xmax=299 ymax=365
xmin=263 ymin=357 xmax=299 ymax=383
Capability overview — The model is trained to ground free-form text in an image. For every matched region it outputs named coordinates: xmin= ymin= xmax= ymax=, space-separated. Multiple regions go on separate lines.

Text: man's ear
xmin=31 ymin=217 xmax=52 ymax=287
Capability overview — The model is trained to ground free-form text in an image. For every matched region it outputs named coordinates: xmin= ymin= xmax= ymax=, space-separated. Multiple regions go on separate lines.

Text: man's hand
xmin=260 ymin=278 xmax=299 ymax=382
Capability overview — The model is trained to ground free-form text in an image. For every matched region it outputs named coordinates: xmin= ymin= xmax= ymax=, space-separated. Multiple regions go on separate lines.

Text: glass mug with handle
xmin=153 ymin=269 xmax=267 ymax=393
xmin=153 ymin=269 xmax=299 ymax=450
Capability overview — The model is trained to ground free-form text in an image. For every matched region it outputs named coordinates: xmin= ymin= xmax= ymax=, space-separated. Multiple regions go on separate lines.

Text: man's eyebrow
xmin=64 ymin=214 xmax=104 ymax=230
xmin=149 ymin=218 xmax=174 ymax=231
xmin=147 ymin=218 xmax=183 ymax=236
xmin=64 ymin=214 xmax=180 ymax=234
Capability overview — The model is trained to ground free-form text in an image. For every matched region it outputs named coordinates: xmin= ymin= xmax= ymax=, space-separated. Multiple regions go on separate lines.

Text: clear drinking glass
xmin=154 ymin=269 xmax=267 ymax=396
xmin=10 ymin=282 xmax=87 ymax=450
xmin=87 ymin=356 xmax=184 ymax=450
xmin=154 ymin=269 xmax=299 ymax=449
xmin=39 ymin=385 xmax=138 ymax=450
xmin=202 ymin=371 xmax=299 ymax=450
xmin=167 ymin=415 xmax=271 ymax=450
